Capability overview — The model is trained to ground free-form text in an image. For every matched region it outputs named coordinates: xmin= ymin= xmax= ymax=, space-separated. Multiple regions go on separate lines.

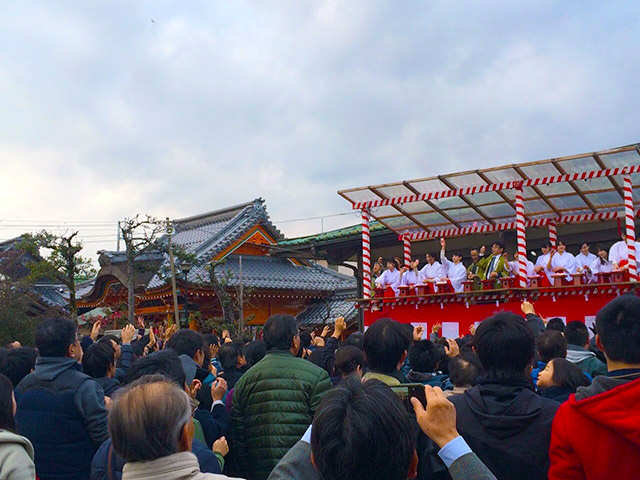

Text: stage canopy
xmin=339 ymin=144 xmax=640 ymax=240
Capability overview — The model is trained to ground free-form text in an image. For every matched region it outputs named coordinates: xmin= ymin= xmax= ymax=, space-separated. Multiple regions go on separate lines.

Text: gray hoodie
xmin=575 ymin=371 xmax=640 ymax=400
xmin=0 ymin=429 xmax=35 ymax=480
xmin=566 ymin=345 xmax=608 ymax=378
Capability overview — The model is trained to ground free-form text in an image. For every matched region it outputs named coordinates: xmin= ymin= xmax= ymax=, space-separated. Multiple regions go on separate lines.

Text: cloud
xmin=0 ymin=1 xmax=638 ymax=260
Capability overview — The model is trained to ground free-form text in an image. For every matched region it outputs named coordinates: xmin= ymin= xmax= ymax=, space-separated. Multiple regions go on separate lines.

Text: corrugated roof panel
xmin=480 ymin=203 xmax=515 ymax=218
xmin=411 ymin=179 xmax=450 ymax=193
xmin=376 ymin=185 xmax=415 ymax=198
xmin=524 ymin=199 xmax=550 ymax=215
xmin=550 ymin=195 xmax=588 ymax=210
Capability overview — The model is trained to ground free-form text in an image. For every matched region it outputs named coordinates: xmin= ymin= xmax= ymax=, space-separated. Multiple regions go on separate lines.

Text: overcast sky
xmin=1 ymin=1 xmax=638 ymax=262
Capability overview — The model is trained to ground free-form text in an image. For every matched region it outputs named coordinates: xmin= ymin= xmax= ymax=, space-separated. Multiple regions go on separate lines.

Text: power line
xmin=0 ymin=219 xmax=116 ymax=223
xmin=272 ymin=211 xmax=355 ymax=224
xmin=0 ymin=224 xmax=116 ymax=227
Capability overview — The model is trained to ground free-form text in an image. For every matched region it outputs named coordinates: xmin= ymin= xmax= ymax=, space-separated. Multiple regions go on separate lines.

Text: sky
xmin=0 ymin=1 xmax=639 ymax=263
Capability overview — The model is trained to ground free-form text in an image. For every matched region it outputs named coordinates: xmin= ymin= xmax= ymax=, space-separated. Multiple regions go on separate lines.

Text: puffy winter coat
xmin=230 ymin=350 xmax=332 ymax=480
xmin=16 ymin=357 xmax=109 ymax=480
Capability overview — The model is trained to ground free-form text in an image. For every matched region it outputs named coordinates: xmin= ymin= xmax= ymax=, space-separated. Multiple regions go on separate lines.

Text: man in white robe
xmin=439 ymin=239 xmax=468 ymax=292
xmin=548 ymin=241 xmax=577 ymax=282
xmin=375 ymin=260 xmax=401 ymax=295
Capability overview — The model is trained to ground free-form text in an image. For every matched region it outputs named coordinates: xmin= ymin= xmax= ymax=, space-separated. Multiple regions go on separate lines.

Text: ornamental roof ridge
xmin=173 ymin=200 xmax=257 ymax=230
xmin=191 ymin=198 xmax=283 ymax=260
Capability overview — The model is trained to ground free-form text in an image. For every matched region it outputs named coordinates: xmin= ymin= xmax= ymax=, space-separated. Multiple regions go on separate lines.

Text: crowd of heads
xmin=0 ymin=291 xmax=638 ymax=480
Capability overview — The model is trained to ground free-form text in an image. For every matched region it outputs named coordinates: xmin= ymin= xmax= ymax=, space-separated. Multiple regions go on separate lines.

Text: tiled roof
xmin=277 ymin=221 xmax=387 ymax=246
xmin=149 ymin=254 xmax=356 ymax=293
xmin=31 ymin=284 xmax=69 ymax=309
xmin=297 ymin=289 xmax=358 ymax=325
xmin=172 ymin=198 xmax=283 ymax=258
xmin=98 ymin=251 xmax=165 ymax=264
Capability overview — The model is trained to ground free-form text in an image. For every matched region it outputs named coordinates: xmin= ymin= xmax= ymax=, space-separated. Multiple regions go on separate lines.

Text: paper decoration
xmin=442 ymin=322 xmax=460 ymax=339
xmin=584 ymin=316 xmax=596 ymax=339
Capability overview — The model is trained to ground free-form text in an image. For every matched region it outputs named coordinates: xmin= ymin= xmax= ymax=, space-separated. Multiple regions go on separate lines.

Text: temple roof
xmin=149 ymin=254 xmax=355 ymax=292
xmin=277 ymin=221 xmax=387 ymax=247
xmin=171 ymin=198 xmax=283 ymax=258
xmin=297 ymin=288 xmax=358 ymax=325
xmin=133 ymin=199 xmax=355 ymax=294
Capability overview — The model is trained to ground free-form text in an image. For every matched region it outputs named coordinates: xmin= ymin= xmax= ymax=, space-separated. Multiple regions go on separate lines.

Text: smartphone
xmin=391 ymin=383 xmax=427 ymax=413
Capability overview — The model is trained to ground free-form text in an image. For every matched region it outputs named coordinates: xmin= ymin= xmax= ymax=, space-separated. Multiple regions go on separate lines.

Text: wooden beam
xmin=512 ymin=165 xmax=563 ymax=217
xmin=402 ymin=181 xmax=462 ymax=228
xmin=337 ymin=144 xmax=639 ymax=204
xmin=593 ymin=154 xmax=625 ymax=200
xmin=370 ymin=187 xmax=430 ymax=232
xmin=438 ymin=176 xmax=496 ymax=225
xmin=475 ymin=170 xmax=527 ymax=222
xmin=550 ymin=160 xmax=598 ymax=213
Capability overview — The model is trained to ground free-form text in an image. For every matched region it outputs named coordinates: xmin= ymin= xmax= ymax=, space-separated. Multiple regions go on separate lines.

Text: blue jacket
xmin=90 ymin=437 xmax=222 ymax=480
xmin=194 ymin=402 xmax=231 ymax=449
xmin=16 ymin=357 xmax=109 ymax=480
xmin=94 ymin=377 xmax=121 ymax=397
xmin=114 ymin=344 xmax=133 ymax=383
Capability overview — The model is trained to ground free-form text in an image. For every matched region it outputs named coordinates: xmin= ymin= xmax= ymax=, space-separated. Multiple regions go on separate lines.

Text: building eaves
xmin=297 ymin=288 xmax=358 ymax=325
xmin=278 ymin=221 xmax=387 ymax=247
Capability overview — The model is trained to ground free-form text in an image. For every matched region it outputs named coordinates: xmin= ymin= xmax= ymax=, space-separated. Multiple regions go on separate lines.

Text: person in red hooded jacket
xmin=549 ymin=294 xmax=640 ymax=480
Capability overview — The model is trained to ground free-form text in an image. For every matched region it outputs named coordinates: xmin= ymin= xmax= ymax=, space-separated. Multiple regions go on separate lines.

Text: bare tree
xmin=21 ymin=231 xmax=95 ymax=322
xmin=119 ymin=215 xmax=165 ymax=324
xmin=207 ymin=260 xmax=254 ymax=335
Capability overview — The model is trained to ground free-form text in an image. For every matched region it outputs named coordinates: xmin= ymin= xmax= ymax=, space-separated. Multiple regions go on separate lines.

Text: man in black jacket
xmin=16 ymin=317 xmax=109 ymax=480
xmin=449 ymin=312 xmax=559 ymax=480
xmin=83 ymin=342 xmax=121 ymax=397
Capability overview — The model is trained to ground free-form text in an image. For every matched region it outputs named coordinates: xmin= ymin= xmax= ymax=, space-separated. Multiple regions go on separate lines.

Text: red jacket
xmin=549 ymin=377 xmax=640 ymax=479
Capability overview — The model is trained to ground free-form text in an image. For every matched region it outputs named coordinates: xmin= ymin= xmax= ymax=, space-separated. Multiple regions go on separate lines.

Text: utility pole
xmin=116 ymin=221 xmax=121 ymax=251
xmin=166 ymin=218 xmax=180 ymax=326
xmin=238 ymin=255 xmax=244 ymax=334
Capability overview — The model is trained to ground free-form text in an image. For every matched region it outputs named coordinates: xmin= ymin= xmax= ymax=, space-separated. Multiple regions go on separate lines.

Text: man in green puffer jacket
xmin=231 ymin=314 xmax=332 ymax=480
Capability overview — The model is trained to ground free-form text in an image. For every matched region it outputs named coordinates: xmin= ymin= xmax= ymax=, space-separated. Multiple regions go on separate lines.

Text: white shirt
xmin=400 ymin=270 xmax=420 ymax=286
xmin=535 ymin=252 xmax=553 ymax=280
xmin=440 ymin=252 xmax=468 ymax=292
xmin=419 ymin=261 xmax=445 ymax=283
xmin=508 ymin=259 xmax=536 ymax=284
xmin=550 ymin=251 xmax=577 ymax=282
xmin=609 ymin=240 xmax=640 ymax=267
xmin=375 ymin=269 xmax=401 ymax=294
xmin=588 ymin=257 xmax=613 ymax=282
xmin=575 ymin=252 xmax=597 ymax=270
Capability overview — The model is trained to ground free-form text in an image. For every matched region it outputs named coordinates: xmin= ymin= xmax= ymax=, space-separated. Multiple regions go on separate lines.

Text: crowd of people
xmin=0 ymin=292 xmax=638 ymax=479
xmin=374 ymin=234 xmax=638 ymax=294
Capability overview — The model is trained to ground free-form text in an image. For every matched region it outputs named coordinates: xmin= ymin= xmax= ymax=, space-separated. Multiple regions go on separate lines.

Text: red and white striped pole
xmin=362 ymin=210 xmax=372 ymax=298
xmin=623 ymin=174 xmax=637 ymax=282
xmin=515 ymin=186 xmax=528 ymax=288
xmin=403 ymin=237 xmax=412 ymax=268
xmin=548 ymin=222 xmax=557 ymax=248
